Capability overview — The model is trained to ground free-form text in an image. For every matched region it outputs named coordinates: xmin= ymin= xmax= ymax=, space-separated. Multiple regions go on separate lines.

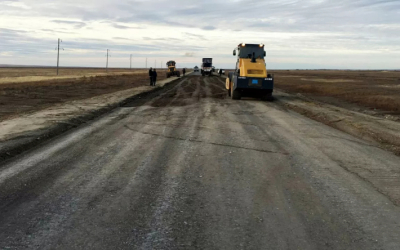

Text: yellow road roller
xmin=226 ymin=43 xmax=273 ymax=100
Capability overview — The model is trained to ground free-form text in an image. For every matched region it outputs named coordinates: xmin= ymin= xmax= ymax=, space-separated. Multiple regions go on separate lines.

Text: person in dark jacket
xmin=182 ymin=68 xmax=186 ymax=76
xmin=152 ymin=69 xmax=157 ymax=86
xmin=149 ymin=67 xmax=153 ymax=86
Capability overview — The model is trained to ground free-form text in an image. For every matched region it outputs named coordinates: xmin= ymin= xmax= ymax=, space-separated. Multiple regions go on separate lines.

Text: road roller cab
xmin=226 ymin=43 xmax=274 ymax=100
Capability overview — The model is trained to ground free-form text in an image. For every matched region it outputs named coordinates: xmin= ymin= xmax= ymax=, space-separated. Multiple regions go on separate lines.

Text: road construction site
xmin=1 ymin=71 xmax=400 ymax=249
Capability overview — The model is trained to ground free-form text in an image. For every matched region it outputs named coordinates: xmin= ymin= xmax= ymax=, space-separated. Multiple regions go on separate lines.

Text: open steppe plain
xmin=271 ymin=70 xmax=400 ymax=115
xmin=0 ymin=67 xmax=168 ymax=120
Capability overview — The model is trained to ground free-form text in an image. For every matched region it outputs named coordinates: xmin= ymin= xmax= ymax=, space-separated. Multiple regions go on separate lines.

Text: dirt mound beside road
xmin=0 ymin=71 xmax=167 ymax=121
xmin=272 ymin=70 xmax=400 ymax=156
xmin=0 ymin=67 xmax=146 ymax=81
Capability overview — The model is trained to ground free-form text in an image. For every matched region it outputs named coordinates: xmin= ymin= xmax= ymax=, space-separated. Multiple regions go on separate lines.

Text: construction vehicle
xmin=194 ymin=66 xmax=199 ymax=72
xmin=201 ymin=58 xmax=213 ymax=76
xmin=166 ymin=61 xmax=181 ymax=78
xmin=226 ymin=43 xmax=274 ymax=100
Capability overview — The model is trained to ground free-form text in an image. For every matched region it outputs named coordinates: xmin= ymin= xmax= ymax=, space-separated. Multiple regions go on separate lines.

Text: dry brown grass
xmin=0 ymin=67 xmax=146 ymax=78
xmin=0 ymin=67 xmax=149 ymax=84
xmin=0 ymin=68 xmax=169 ymax=120
xmin=272 ymin=70 xmax=400 ymax=113
xmin=300 ymin=78 xmax=358 ymax=83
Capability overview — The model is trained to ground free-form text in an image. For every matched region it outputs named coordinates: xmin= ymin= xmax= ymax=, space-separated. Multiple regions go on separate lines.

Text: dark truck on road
xmin=201 ymin=58 xmax=213 ymax=76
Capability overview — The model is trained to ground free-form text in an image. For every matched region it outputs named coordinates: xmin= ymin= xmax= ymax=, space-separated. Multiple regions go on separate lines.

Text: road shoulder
xmin=0 ymin=75 xmax=189 ymax=162
xmin=274 ymin=89 xmax=400 ymax=155
xmin=218 ymin=74 xmax=400 ymax=155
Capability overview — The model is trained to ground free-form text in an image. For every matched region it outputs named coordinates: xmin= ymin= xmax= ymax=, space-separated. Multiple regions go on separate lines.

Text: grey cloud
xmin=112 ymin=23 xmax=142 ymax=29
xmin=41 ymin=29 xmax=76 ymax=34
xmin=113 ymin=37 xmax=131 ymax=40
xmin=0 ymin=30 xmax=56 ymax=55
xmin=117 ymin=13 xmax=194 ymax=29
xmin=183 ymin=32 xmax=207 ymax=41
xmin=143 ymin=37 xmax=184 ymax=42
xmin=184 ymin=52 xmax=195 ymax=57
xmin=0 ymin=29 xmax=158 ymax=56
xmin=202 ymin=26 xmax=216 ymax=30
xmin=113 ymin=24 xmax=131 ymax=29
xmin=1 ymin=0 xmax=400 ymax=68
xmin=0 ymin=28 xmax=28 ymax=34
xmin=65 ymin=40 xmax=160 ymax=52
xmin=143 ymin=37 xmax=167 ymax=41
xmin=3 ymin=0 xmax=400 ymax=33
xmin=52 ymin=20 xmax=86 ymax=29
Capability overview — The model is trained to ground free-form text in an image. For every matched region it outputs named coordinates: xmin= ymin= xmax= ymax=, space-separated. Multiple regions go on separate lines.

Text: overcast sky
xmin=1 ymin=0 xmax=399 ymax=69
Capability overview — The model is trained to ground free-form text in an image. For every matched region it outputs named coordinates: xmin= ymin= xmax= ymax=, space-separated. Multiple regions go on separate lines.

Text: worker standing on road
xmin=219 ymin=69 xmax=222 ymax=76
xmin=183 ymin=68 xmax=186 ymax=76
xmin=152 ymin=69 xmax=157 ymax=86
xmin=149 ymin=67 xmax=153 ymax=86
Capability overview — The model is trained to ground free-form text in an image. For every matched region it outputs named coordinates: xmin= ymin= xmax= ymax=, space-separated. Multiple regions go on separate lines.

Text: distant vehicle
xmin=194 ymin=66 xmax=199 ymax=72
xmin=166 ymin=61 xmax=181 ymax=78
xmin=226 ymin=43 xmax=274 ymax=100
xmin=217 ymin=69 xmax=225 ymax=75
xmin=201 ymin=58 xmax=213 ymax=76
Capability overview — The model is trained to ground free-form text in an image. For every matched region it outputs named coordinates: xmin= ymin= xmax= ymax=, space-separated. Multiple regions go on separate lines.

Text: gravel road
xmin=1 ymin=73 xmax=400 ymax=249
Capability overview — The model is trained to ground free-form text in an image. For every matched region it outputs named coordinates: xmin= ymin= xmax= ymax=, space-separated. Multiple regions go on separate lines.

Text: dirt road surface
xmin=1 ymin=73 xmax=400 ymax=249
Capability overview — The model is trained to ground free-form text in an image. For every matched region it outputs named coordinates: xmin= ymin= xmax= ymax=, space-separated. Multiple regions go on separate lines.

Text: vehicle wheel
xmin=228 ymin=72 xmax=234 ymax=82
xmin=232 ymin=89 xmax=241 ymax=100
xmin=261 ymin=92 xmax=273 ymax=101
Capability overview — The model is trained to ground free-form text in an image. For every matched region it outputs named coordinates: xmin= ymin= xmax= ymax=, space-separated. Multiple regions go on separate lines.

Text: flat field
xmin=2 ymin=68 xmax=400 ymax=122
xmin=0 ymin=67 xmax=148 ymax=84
xmin=0 ymin=67 xmax=169 ymax=120
xmin=272 ymin=70 xmax=400 ymax=115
